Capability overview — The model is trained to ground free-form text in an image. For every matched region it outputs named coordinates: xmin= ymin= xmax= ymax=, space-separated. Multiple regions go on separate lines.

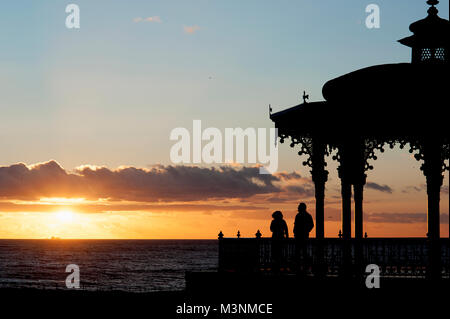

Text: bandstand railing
xmin=218 ymin=236 xmax=450 ymax=279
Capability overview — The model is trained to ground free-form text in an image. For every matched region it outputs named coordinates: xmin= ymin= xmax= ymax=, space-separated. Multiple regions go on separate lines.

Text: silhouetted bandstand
xmin=217 ymin=1 xmax=449 ymax=280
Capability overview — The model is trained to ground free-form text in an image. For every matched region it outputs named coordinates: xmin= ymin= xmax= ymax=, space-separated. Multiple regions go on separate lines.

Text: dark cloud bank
xmin=366 ymin=182 xmax=393 ymax=193
xmin=0 ymin=160 xmax=310 ymax=202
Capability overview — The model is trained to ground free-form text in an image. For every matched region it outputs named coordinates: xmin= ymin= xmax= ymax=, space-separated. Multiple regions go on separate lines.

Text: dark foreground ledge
xmin=0 ymin=288 xmax=185 ymax=317
xmin=186 ymin=272 xmax=450 ymax=318
xmin=186 ymin=271 xmax=450 ymax=292
xmin=2 ymin=275 xmax=449 ymax=319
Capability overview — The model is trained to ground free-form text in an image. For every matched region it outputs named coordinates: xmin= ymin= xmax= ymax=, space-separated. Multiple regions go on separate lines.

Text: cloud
xmin=401 ymin=184 xmax=425 ymax=193
xmin=365 ymin=212 xmax=449 ymax=224
xmin=402 ymin=184 xmax=448 ymax=195
xmin=133 ymin=16 xmax=162 ymax=23
xmin=0 ymin=201 xmax=264 ymax=214
xmin=322 ymin=210 xmax=449 ymax=224
xmin=285 ymin=185 xmax=315 ymax=197
xmin=366 ymin=182 xmax=393 ymax=193
xmin=183 ymin=25 xmax=200 ymax=34
xmin=0 ymin=161 xmax=300 ymax=202
xmin=310 ymin=209 xmax=450 ymax=226
xmin=0 ymin=161 xmax=85 ymax=201
xmin=367 ymin=212 xmax=426 ymax=223
xmin=276 ymin=171 xmax=302 ymax=181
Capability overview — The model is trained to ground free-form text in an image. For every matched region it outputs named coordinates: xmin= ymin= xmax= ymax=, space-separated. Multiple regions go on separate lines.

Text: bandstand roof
xmin=271 ymin=1 xmax=449 ymax=143
xmin=270 ymin=62 xmax=449 ymax=141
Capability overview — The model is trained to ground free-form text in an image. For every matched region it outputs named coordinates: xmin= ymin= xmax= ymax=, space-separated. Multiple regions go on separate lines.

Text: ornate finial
xmin=269 ymin=104 xmax=272 ymax=115
xmin=364 ymin=232 xmax=368 ymax=239
xmin=237 ymin=230 xmax=241 ymax=238
xmin=338 ymin=230 xmax=343 ymax=239
xmin=302 ymin=90 xmax=309 ymax=104
xmin=427 ymin=0 xmax=439 ymax=15
xmin=218 ymin=231 xmax=224 ymax=239
xmin=255 ymin=230 xmax=262 ymax=238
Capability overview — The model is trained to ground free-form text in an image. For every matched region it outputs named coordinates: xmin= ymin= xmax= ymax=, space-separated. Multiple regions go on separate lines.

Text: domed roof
xmin=319 ymin=62 xmax=448 ymax=137
xmin=409 ymin=5 xmax=449 ymax=34
xmin=399 ymin=0 xmax=450 ymax=48
xmin=322 ymin=63 xmax=447 ymax=104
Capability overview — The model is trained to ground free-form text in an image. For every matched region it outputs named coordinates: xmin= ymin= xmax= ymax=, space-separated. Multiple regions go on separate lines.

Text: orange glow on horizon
xmin=40 ymin=197 xmax=86 ymax=205
xmin=0 ymin=208 xmax=448 ymax=239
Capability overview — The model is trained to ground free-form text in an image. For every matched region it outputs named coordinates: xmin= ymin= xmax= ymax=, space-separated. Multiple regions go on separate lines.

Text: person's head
xmin=298 ymin=202 xmax=307 ymax=213
xmin=272 ymin=211 xmax=283 ymax=220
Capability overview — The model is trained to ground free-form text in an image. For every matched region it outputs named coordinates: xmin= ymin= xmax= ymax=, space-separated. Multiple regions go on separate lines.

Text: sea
xmin=0 ymin=239 xmax=217 ymax=292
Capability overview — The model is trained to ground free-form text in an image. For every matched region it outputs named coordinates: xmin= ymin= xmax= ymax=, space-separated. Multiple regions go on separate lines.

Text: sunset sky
xmin=0 ymin=0 xmax=448 ymax=239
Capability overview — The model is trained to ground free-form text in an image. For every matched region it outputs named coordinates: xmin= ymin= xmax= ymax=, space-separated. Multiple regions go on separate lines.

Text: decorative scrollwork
xmin=408 ymin=140 xmax=425 ymax=171
xmin=279 ymin=132 xmax=288 ymax=145
xmin=442 ymin=143 xmax=449 ymax=172
xmin=386 ymin=138 xmax=448 ymax=175
xmin=364 ymin=139 xmax=386 ymax=171
xmin=277 ymin=130 xmax=330 ymax=172
xmin=384 ymin=138 xmax=409 ymax=150
xmin=278 ymin=129 xmax=449 ymax=176
xmin=293 ymin=137 xmax=314 ymax=167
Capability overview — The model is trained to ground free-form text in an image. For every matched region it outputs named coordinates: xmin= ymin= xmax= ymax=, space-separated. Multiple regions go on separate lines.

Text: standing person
xmin=293 ymin=203 xmax=314 ymax=239
xmin=270 ymin=211 xmax=289 ymax=239
xmin=270 ymin=211 xmax=288 ymax=272
xmin=293 ymin=203 xmax=314 ymax=274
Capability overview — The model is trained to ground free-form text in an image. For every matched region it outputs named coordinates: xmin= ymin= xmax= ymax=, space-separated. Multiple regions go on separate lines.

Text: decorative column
xmin=340 ymin=179 xmax=352 ymax=239
xmin=416 ymin=138 xmax=445 ymax=280
xmin=421 ymin=140 xmax=443 ymax=240
xmin=311 ymin=139 xmax=328 ymax=278
xmin=354 ymin=141 xmax=367 ymax=240
xmin=311 ymin=139 xmax=328 ymax=239
xmin=336 ymin=143 xmax=352 ymax=240
xmin=338 ymin=156 xmax=353 ymax=277
xmin=335 ymin=138 xmax=380 ymax=277
xmin=354 ymin=183 xmax=364 ymax=239
xmin=445 ymin=142 xmax=450 ymax=239
xmin=352 ymin=143 xmax=367 ymax=278
xmin=425 ymin=141 xmax=443 ymax=280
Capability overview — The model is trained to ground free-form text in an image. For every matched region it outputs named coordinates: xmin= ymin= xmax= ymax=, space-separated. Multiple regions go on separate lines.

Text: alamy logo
xmin=365 ymin=264 xmax=380 ymax=288
xmin=365 ymin=4 xmax=380 ymax=29
xmin=169 ymin=120 xmax=278 ymax=174
xmin=65 ymin=4 xmax=80 ymax=29
xmin=65 ymin=264 xmax=80 ymax=289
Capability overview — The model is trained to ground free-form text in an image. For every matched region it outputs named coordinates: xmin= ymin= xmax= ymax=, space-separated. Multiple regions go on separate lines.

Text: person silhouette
xmin=293 ymin=203 xmax=314 ymax=239
xmin=293 ymin=203 xmax=314 ymax=274
xmin=270 ymin=211 xmax=289 ymax=239
xmin=270 ymin=211 xmax=288 ymax=272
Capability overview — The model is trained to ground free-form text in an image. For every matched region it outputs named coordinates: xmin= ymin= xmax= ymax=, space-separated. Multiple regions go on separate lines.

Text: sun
xmin=55 ymin=210 xmax=74 ymax=223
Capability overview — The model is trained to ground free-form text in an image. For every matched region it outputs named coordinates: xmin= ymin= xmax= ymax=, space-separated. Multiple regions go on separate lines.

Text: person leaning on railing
xmin=293 ymin=203 xmax=314 ymax=274
xmin=270 ymin=211 xmax=289 ymax=272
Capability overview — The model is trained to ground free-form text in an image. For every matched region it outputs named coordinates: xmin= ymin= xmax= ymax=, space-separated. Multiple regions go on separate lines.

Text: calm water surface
xmin=0 ymin=240 xmax=217 ymax=292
